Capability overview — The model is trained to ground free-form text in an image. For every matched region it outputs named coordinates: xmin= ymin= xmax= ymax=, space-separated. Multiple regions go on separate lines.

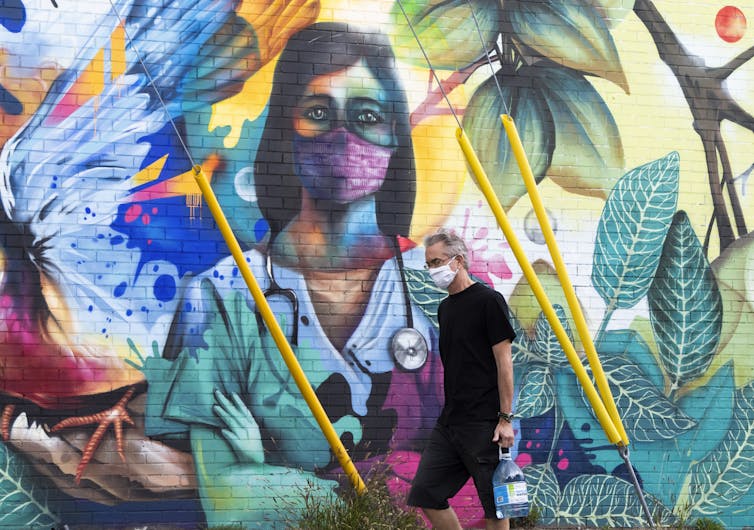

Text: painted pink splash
xmin=460 ymin=206 xmax=513 ymax=287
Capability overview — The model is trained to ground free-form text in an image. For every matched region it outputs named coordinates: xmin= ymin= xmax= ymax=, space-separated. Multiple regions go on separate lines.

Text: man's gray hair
xmin=424 ymin=229 xmax=469 ymax=268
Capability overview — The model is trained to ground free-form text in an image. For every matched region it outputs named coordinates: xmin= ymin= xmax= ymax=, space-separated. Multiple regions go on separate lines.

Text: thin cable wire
xmin=464 ymin=0 xmax=510 ymax=116
xmin=106 ymin=0 xmax=199 ymax=170
xmin=394 ymin=0 xmax=462 ymax=129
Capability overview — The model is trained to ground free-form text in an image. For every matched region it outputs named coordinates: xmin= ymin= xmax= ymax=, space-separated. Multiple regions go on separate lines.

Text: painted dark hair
xmin=254 ymin=22 xmax=416 ymax=240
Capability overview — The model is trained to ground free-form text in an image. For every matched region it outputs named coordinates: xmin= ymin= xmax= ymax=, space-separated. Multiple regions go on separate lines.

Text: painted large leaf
xmin=463 ymin=72 xmax=553 ymax=211
xmin=648 ymin=211 xmax=723 ymax=390
xmin=558 ymin=474 xmax=674 ymax=525
xmin=506 ymin=0 xmax=628 ymax=90
xmin=517 ymin=361 xmax=556 ymax=418
xmin=523 ymin=463 xmax=560 ymax=521
xmin=677 ymin=361 xmax=735 ymax=459
xmin=532 ymin=64 xmax=624 ymax=199
xmin=533 ymin=304 xmax=573 ymax=367
xmin=510 ymin=312 xmax=540 ymax=364
xmin=404 ymin=267 xmax=445 ymax=328
xmin=0 ymin=443 xmax=59 ymax=527
xmin=581 ymin=354 xmax=697 ymax=442
xmin=592 ymin=152 xmax=680 ymax=310
xmin=587 ymin=0 xmax=636 ymax=27
xmin=685 ymin=381 xmax=754 ymax=515
xmin=388 ymin=0 xmax=501 ymax=70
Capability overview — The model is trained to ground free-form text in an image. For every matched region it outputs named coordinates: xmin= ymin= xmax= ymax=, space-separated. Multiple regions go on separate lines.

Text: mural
xmin=1 ymin=0 xmax=753 ymax=528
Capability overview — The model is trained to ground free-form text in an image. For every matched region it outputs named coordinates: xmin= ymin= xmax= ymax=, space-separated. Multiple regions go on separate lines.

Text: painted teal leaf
xmin=463 ymin=71 xmax=553 ymax=211
xmin=388 ymin=0 xmax=501 ymax=70
xmin=587 ymin=0 xmax=636 ymax=28
xmin=677 ymin=361 xmax=734 ymax=459
xmin=596 ymin=329 xmax=664 ymax=389
xmin=505 ymin=0 xmax=628 ymax=90
xmin=511 ymin=312 xmax=539 ymax=364
xmin=404 ymin=267 xmax=445 ymax=328
xmin=581 ymin=355 xmax=697 ymax=442
xmin=648 ymin=211 xmax=723 ymax=391
xmin=592 ymin=152 xmax=680 ymax=310
xmin=686 ymin=380 xmax=754 ymax=516
xmin=517 ymin=361 xmax=556 ymax=418
xmin=531 ymin=64 xmax=624 ymax=200
xmin=533 ymin=304 xmax=573 ymax=367
xmin=0 ymin=443 xmax=59 ymax=527
xmin=523 ymin=463 xmax=560 ymax=521
xmin=557 ymin=474 xmax=674 ymax=525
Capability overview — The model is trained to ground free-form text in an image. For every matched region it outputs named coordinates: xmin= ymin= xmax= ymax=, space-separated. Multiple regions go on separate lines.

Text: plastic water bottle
xmin=492 ymin=448 xmax=529 ymax=519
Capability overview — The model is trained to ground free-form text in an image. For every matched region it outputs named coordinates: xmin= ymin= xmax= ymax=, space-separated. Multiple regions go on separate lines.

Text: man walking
xmin=408 ymin=229 xmax=517 ymax=530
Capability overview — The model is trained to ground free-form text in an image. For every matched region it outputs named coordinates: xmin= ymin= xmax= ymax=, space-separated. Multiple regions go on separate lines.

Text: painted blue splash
xmin=0 ymin=0 xmax=25 ymax=33
xmin=111 ymin=195 xmax=227 ymax=279
xmin=153 ymin=274 xmax=177 ymax=302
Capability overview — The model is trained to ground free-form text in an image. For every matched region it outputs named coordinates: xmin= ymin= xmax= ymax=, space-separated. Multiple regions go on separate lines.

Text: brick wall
xmin=1 ymin=1 xmax=753 ymax=528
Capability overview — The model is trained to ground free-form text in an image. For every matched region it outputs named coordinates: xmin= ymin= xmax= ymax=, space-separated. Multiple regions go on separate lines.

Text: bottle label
xmin=493 ymin=481 xmax=529 ymax=506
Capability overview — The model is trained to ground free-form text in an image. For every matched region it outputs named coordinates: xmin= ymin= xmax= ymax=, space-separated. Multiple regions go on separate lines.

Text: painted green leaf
xmin=523 ymin=463 xmax=560 ymax=521
xmin=648 ymin=211 xmax=723 ymax=390
xmin=533 ymin=304 xmax=573 ymax=367
xmin=463 ymin=72 xmax=553 ymax=212
xmin=506 ymin=0 xmax=628 ymax=90
xmin=592 ymin=152 xmax=680 ymax=310
xmin=517 ymin=361 xmax=556 ymax=418
xmin=388 ymin=0 xmax=501 ymax=70
xmin=557 ymin=474 xmax=674 ymax=525
xmin=596 ymin=329 xmax=664 ymax=389
xmin=404 ymin=267 xmax=445 ymax=328
xmin=510 ymin=312 xmax=540 ymax=365
xmin=581 ymin=355 xmax=697 ymax=442
xmin=531 ymin=64 xmax=624 ymax=200
xmin=677 ymin=361 xmax=735 ymax=459
xmin=587 ymin=0 xmax=636 ymax=27
xmin=0 ymin=443 xmax=59 ymax=527
xmin=686 ymin=381 xmax=754 ymax=515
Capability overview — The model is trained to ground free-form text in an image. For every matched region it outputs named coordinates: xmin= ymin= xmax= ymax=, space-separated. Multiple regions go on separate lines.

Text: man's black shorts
xmin=407 ymin=420 xmax=505 ymax=519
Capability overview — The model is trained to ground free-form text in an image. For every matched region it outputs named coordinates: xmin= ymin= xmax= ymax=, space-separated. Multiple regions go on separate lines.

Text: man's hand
xmin=492 ymin=419 xmax=515 ymax=448
xmin=212 ymin=389 xmax=264 ymax=465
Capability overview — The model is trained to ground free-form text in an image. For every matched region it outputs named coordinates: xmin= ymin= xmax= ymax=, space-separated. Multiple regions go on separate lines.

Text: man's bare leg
xmin=486 ymin=516 xmax=510 ymax=530
xmin=422 ymin=507 xmax=463 ymax=530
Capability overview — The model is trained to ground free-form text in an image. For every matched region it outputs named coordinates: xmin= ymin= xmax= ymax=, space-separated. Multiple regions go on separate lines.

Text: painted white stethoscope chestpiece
xmin=391 ymin=327 xmax=429 ymax=371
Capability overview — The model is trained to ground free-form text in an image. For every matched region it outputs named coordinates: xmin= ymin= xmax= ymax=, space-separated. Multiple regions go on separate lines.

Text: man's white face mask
xmin=429 ymin=256 xmax=459 ymax=290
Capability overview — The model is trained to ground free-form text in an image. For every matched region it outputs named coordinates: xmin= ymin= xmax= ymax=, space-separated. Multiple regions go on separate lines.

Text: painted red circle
xmin=716 ymin=6 xmax=747 ymax=43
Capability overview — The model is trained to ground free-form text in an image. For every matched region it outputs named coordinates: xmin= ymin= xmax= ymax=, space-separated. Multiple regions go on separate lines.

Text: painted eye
xmin=304 ymin=107 xmax=329 ymax=121
xmin=357 ymin=109 xmax=384 ymax=125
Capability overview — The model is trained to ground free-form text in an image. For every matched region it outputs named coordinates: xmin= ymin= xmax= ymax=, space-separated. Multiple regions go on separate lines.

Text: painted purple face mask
xmin=293 ymin=128 xmax=395 ymax=204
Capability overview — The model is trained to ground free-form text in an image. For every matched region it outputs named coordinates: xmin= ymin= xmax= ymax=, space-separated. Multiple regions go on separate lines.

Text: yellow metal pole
xmin=500 ymin=115 xmax=629 ymax=446
xmin=455 ymin=129 xmax=622 ymax=445
xmin=192 ymin=166 xmax=367 ymax=494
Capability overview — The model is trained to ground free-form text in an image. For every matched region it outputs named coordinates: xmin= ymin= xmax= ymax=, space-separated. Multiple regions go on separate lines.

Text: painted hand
xmin=244 ymin=0 xmax=320 ymax=63
xmin=212 ymin=389 xmax=264 ymax=465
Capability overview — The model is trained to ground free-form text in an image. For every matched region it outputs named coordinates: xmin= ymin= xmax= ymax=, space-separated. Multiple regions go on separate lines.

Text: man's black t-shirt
xmin=437 ymin=282 xmax=516 ymax=425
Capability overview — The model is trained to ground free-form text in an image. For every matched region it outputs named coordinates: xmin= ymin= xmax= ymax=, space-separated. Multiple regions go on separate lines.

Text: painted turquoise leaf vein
xmin=557 ymin=475 xmax=673 ymax=525
xmin=524 ymin=463 xmax=560 ymax=521
xmin=648 ymin=211 xmax=722 ymax=390
xmin=592 ymin=152 xmax=680 ymax=310
xmin=582 ymin=355 xmax=696 ymax=442
xmin=0 ymin=442 xmax=58 ymax=527
xmin=686 ymin=381 xmax=754 ymax=515
xmin=517 ymin=362 xmax=555 ymax=418
xmin=533 ymin=305 xmax=572 ymax=367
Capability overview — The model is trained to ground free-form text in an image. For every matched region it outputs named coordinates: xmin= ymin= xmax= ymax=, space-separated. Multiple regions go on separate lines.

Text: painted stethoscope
xmin=254 ymin=236 xmax=429 ymax=371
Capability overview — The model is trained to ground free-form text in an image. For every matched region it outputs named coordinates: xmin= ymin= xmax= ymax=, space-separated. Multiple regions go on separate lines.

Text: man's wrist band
xmin=497 ymin=411 xmax=515 ymax=423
